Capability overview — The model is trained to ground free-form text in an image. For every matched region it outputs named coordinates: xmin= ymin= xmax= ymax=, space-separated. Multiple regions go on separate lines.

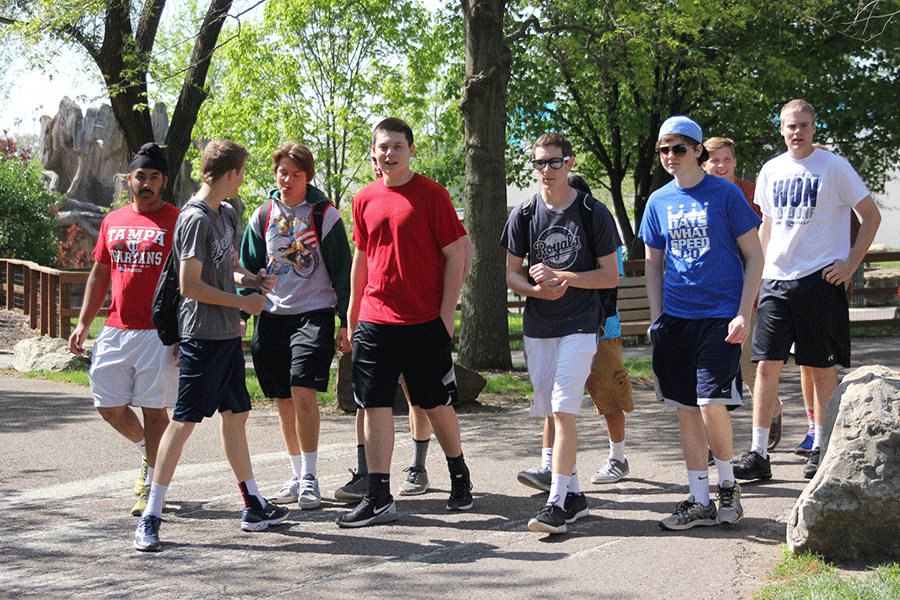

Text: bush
xmin=0 ymin=133 xmax=58 ymax=266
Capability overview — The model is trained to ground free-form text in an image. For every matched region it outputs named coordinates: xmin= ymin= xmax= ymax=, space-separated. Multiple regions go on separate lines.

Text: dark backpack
xmin=151 ymin=248 xmax=181 ymax=346
xmin=517 ymin=191 xmax=618 ymax=330
xmin=259 ymin=195 xmax=330 ymax=246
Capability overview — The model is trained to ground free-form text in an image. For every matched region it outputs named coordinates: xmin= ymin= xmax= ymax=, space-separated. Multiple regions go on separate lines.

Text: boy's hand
xmin=243 ymin=292 xmax=267 ymax=316
xmin=532 ymin=278 xmax=568 ymax=300
xmin=725 ymin=314 xmax=749 ymax=344
xmin=257 ymin=268 xmax=276 ymax=294
xmin=528 ymin=262 xmax=557 ymax=284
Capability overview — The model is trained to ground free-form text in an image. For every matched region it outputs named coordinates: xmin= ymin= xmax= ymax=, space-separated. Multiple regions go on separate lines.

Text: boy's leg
xmin=220 ymin=409 xmax=254 ymax=483
xmin=292 ymin=386 xmax=321 ymax=509
xmin=803 ymin=365 xmax=837 ymax=478
xmin=271 ymin=396 xmax=302 ymax=504
xmin=424 ymin=404 xmax=473 ymax=511
xmin=335 ymin=409 xmax=368 ymax=501
xmin=399 ymin=380 xmax=432 ymax=496
xmin=796 ymin=367 xmax=816 ymax=455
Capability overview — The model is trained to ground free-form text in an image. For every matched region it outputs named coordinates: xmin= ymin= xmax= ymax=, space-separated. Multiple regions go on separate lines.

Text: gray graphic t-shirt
xmin=173 ymin=197 xmax=242 ymax=340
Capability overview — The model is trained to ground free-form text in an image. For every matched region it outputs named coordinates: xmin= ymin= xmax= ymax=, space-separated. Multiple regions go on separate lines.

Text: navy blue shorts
xmin=351 ymin=319 xmax=457 ymax=410
xmin=174 ymin=338 xmax=252 ymax=423
xmin=250 ymin=309 xmax=335 ymax=397
xmin=650 ymin=314 xmax=743 ymax=411
xmin=752 ymin=268 xmax=850 ymax=368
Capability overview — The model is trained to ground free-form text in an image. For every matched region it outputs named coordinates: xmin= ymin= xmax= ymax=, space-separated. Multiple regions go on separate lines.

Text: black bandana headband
xmin=129 ymin=143 xmax=168 ymax=177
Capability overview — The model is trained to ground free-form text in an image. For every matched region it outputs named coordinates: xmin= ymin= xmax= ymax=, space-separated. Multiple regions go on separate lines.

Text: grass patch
xmin=25 ymin=369 xmax=91 ymax=387
xmin=754 ymin=547 xmax=900 ymax=600
xmin=851 ymin=325 xmax=900 ymax=337
xmin=483 ymin=370 xmax=532 ymax=401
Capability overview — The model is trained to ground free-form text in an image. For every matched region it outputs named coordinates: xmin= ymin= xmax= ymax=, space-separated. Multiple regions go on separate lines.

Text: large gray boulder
xmin=13 ymin=337 xmax=90 ymax=373
xmin=787 ymin=365 xmax=900 ymax=559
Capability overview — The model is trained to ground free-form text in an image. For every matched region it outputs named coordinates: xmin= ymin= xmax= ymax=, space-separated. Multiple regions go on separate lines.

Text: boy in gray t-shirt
xmin=134 ymin=140 xmax=288 ymax=552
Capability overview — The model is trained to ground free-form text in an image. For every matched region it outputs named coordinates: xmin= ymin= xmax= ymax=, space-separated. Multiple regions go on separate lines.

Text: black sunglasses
xmin=532 ymin=156 xmax=571 ymax=170
xmin=657 ymin=144 xmax=689 ymax=156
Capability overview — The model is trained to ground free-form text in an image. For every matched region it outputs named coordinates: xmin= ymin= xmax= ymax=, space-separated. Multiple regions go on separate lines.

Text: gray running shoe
xmin=241 ymin=502 xmax=290 ymax=532
xmin=590 ymin=458 xmax=629 ymax=484
xmin=716 ymin=481 xmax=743 ymax=525
xmin=398 ymin=465 xmax=430 ymax=496
xmin=134 ymin=514 xmax=162 ymax=552
xmin=528 ymin=503 xmax=567 ymax=534
xmin=803 ymin=448 xmax=821 ymax=479
xmin=335 ymin=496 xmax=398 ymax=528
xmin=517 ymin=466 xmax=551 ymax=492
xmin=334 ymin=469 xmax=368 ymax=502
xmin=270 ymin=474 xmax=300 ymax=504
xmin=659 ymin=496 xmax=718 ymax=530
xmin=297 ymin=474 xmax=321 ymax=510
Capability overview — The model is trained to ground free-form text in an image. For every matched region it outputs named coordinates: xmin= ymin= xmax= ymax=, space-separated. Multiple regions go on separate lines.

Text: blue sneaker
xmin=134 ymin=514 xmax=162 ymax=552
xmin=241 ymin=502 xmax=290 ymax=532
xmin=795 ymin=433 xmax=814 ymax=456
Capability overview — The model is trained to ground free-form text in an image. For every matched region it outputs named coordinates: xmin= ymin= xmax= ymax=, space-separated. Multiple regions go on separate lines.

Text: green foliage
xmin=754 ymin=547 xmax=900 ymax=600
xmin=0 ymin=136 xmax=58 ymax=265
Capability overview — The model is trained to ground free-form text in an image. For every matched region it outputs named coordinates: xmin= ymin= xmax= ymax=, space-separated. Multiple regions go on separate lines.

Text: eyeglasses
xmin=532 ymin=156 xmax=571 ymax=170
xmin=657 ymin=144 xmax=689 ymax=156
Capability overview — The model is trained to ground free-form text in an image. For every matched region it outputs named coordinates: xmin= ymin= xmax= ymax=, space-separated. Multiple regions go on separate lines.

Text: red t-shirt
xmin=352 ymin=173 xmax=465 ymax=325
xmin=93 ymin=203 xmax=180 ymax=329
xmin=735 ymin=178 xmax=762 ymax=219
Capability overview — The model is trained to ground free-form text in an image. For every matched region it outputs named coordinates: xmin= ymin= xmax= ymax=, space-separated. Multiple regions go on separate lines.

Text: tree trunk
xmin=457 ymin=0 xmax=512 ymax=370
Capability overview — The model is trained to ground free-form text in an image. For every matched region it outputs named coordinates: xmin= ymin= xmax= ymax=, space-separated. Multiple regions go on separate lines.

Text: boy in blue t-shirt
xmin=638 ymin=116 xmax=763 ymax=530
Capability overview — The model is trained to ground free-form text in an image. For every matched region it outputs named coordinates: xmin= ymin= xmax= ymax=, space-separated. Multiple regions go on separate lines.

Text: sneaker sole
xmin=336 ymin=510 xmax=399 ymax=528
xmin=446 ymin=499 xmax=473 ymax=511
xmin=528 ymin=518 xmax=566 ymax=534
xmin=270 ymin=495 xmax=298 ymax=505
xmin=241 ymin=511 xmax=289 ymax=532
xmin=591 ymin=472 xmax=627 ymax=484
xmin=334 ymin=490 xmax=367 ymax=502
xmin=717 ymin=510 xmax=744 ymax=525
xmin=133 ymin=539 xmax=161 ymax=552
xmin=795 ymin=448 xmax=813 ymax=457
xmin=734 ymin=471 xmax=772 ymax=481
xmin=658 ymin=517 xmax=718 ymax=531
xmin=517 ymin=473 xmax=551 ymax=492
xmin=131 ymin=504 xmax=146 ymax=517
xmin=398 ymin=484 xmax=430 ymax=496
xmin=565 ymin=507 xmax=589 ymax=524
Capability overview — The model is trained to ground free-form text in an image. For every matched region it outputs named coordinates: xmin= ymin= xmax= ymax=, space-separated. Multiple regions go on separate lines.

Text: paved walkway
xmin=1 ymin=337 xmax=897 ymax=599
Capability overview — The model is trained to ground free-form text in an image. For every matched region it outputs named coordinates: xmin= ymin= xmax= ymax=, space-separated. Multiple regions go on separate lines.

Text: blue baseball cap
xmin=658 ymin=116 xmax=703 ymax=143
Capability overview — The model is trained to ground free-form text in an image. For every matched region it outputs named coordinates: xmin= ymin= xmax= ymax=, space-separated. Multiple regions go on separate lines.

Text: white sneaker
xmin=591 ymin=458 xmax=629 ymax=484
xmin=270 ymin=474 xmax=299 ymax=504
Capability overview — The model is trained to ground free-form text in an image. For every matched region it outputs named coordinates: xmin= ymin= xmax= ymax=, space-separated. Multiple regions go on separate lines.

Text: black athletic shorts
xmin=751 ymin=267 xmax=850 ymax=368
xmin=250 ymin=309 xmax=335 ymax=397
xmin=174 ymin=338 xmax=251 ymax=422
xmin=351 ymin=318 xmax=457 ymax=410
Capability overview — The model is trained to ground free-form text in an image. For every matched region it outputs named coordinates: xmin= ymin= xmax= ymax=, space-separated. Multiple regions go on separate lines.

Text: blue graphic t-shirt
xmin=501 ymin=192 xmax=621 ymax=338
xmin=639 ymin=174 xmax=761 ymax=319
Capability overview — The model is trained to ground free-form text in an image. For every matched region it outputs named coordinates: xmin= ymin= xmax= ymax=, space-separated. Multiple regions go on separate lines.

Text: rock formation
xmin=787 ymin=365 xmax=900 ymax=560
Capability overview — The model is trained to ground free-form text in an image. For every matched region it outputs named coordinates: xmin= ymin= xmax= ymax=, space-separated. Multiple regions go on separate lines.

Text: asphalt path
xmin=1 ymin=337 xmax=897 ymax=599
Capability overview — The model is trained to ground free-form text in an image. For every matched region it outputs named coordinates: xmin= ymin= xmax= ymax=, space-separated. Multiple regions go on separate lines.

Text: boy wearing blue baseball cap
xmin=639 ymin=116 xmax=764 ymax=530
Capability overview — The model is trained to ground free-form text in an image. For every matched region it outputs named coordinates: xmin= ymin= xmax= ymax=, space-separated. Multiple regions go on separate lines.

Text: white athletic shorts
xmin=89 ymin=327 xmax=178 ymax=409
xmin=524 ymin=333 xmax=596 ymax=417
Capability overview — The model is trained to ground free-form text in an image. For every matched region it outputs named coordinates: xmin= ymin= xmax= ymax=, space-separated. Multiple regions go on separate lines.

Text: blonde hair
xmin=780 ymin=99 xmax=816 ymax=122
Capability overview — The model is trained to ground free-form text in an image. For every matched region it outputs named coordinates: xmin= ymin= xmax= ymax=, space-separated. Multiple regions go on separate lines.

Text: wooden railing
xmin=3 ymin=252 xmax=898 ymax=341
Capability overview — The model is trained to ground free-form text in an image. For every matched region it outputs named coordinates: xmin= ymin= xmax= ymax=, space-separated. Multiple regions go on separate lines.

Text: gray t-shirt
xmin=500 ymin=192 xmax=621 ymax=338
xmin=173 ymin=197 xmax=242 ymax=340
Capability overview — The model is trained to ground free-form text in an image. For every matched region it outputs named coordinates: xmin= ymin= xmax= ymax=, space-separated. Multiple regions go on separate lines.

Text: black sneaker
xmin=768 ymin=412 xmax=783 ymax=452
xmin=528 ymin=503 xmax=567 ymax=534
xmin=336 ymin=495 xmax=398 ymax=528
xmin=241 ymin=502 xmax=290 ymax=532
xmin=446 ymin=471 xmax=474 ymax=511
xmin=803 ymin=448 xmax=821 ymax=479
xmin=134 ymin=514 xmax=162 ymax=552
xmin=563 ymin=492 xmax=589 ymax=524
xmin=733 ymin=450 xmax=772 ymax=481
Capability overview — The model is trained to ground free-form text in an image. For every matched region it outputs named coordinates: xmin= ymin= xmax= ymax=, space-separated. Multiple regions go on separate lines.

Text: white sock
xmin=713 ymin=456 xmax=734 ymax=487
xmin=143 ymin=482 xmax=168 ymax=518
xmin=240 ymin=477 xmax=267 ymax=509
xmin=301 ymin=451 xmax=318 ymax=478
xmin=135 ymin=439 xmax=148 ymax=461
xmin=751 ymin=427 xmax=769 ymax=458
xmin=687 ymin=470 xmax=710 ymax=506
xmin=549 ymin=474 xmax=570 ymax=508
xmin=812 ymin=425 xmax=824 ymax=450
xmin=569 ymin=465 xmax=581 ymax=494
xmin=541 ymin=447 xmax=552 ymax=470
xmin=289 ymin=454 xmax=303 ymax=478
xmin=145 ymin=466 xmax=155 ymax=487
xmin=609 ymin=439 xmax=626 ymax=463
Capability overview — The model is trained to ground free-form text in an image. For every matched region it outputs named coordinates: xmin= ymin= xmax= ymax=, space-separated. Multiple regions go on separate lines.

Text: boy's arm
xmin=644 ymin=245 xmax=664 ymax=323
xmin=347 ymin=248 xmax=367 ymax=334
xmin=528 ymin=252 xmax=619 ymax=290
xmin=180 ymin=257 xmax=267 ymax=316
xmin=506 ymin=252 xmax=568 ymax=301
xmin=727 ymin=229 xmax=764 ymax=344
xmin=67 ymin=260 xmax=111 ymax=355
xmin=440 ymin=237 xmax=468 ymax=337
xmin=823 ymin=195 xmax=881 ymax=287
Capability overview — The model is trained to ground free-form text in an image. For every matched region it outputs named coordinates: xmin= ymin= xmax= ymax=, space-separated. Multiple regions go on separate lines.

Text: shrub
xmin=0 ymin=133 xmax=58 ymax=266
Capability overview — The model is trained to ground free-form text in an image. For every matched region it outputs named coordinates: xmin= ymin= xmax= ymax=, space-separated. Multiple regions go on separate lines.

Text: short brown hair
xmin=200 ymin=139 xmax=249 ymax=184
xmin=780 ymin=99 xmax=816 ymax=122
xmin=703 ymin=136 xmax=736 ymax=157
xmin=372 ymin=118 xmax=414 ymax=147
xmin=533 ymin=133 xmax=573 ymax=158
xmin=272 ymin=140 xmax=315 ymax=181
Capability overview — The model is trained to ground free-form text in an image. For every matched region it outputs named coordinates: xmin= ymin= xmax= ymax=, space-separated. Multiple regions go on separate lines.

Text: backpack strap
xmin=310 ymin=200 xmax=332 ymax=244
